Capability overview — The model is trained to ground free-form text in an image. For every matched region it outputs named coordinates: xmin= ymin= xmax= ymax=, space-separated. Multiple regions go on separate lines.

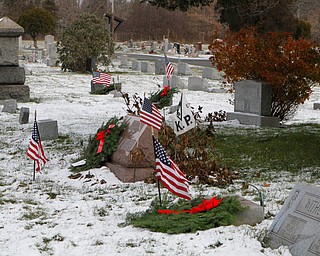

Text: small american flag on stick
xmin=27 ymin=119 xmax=48 ymax=172
xmin=92 ymin=71 xmax=112 ymax=85
xmin=140 ymin=97 xmax=163 ymax=131
xmin=165 ymin=55 xmax=174 ymax=80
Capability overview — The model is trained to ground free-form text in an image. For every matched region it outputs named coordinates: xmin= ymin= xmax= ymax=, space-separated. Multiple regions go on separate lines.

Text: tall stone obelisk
xmin=0 ymin=17 xmax=30 ymax=102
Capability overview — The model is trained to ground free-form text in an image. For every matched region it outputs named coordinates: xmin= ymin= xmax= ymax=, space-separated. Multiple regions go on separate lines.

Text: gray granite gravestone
xmin=19 ymin=107 xmax=29 ymax=124
xmin=155 ymin=59 xmax=165 ymax=75
xmin=313 ymin=103 xmax=320 ymax=110
xmin=119 ymin=55 xmax=128 ymax=68
xmin=269 ymin=183 xmax=320 ymax=256
xmin=177 ymin=62 xmax=192 ymax=76
xmin=2 ymin=99 xmax=17 ymax=113
xmin=163 ymin=75 xmax=186 ymax=89
xmin=188 ymin=76 xmax=210 ymax=92
xmin=0 ymin=17 xmax=30 ymax=102
xmin=131 ymin=59 xmax=141 ymax=71
xmin=141 ymin=62 xmax=152 ymax=73
xmin=106 ymin=114 xmax=157 ymax=182
xmin=202 ymin=67 xmax=221 ymax=80
xmin=37 ymin=119 xmax=58 ymax=140
xmin=227 ymin=80 xmax=279 ymax=127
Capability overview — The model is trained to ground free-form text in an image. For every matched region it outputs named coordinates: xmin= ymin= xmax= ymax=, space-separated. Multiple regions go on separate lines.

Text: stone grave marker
xmin=37 ymin=119 xmax=58 ymax=140
xmin=163 ymin=75 xmax=186 ymax=89
xmin=46 ymin=43 xmax=57 ymax=67
xmin=141 ymin=62 xmax=152 ymax=73
xmin=106 ymin=114 xmax=157 ymax=182
xmin=163 ymin=38 xmax=169 ymax=54
xmin=269 ymin=182 xmax=320 ymax=256
xmin=19 ymin=107 xmax=29 ymax=124
xmin=177 ymin=62 xmax=192 ymax=76
xmin=227 ymin=80 xmax=279 ymax=127
xmin=202 ymin=67 xmax=220 ymax=80
xmin=2 ymin=99 xmax=17 ymax=113
xmin=155 ymin=58 xmax=165 ymax=75
xmin=119 ymin=54 xmax=128 ymax=68
xmin=313 ymin=103 xmax=320 ymax=110
xmin=188 ymin=76 xmax=210 ymax=92
xmin=131 ymin=59 xmax=141 ymax=71
xmin=44 ymin=35 xmax=54 ymax=53
xmin=0 ymin=17 xmax=29 ymax=102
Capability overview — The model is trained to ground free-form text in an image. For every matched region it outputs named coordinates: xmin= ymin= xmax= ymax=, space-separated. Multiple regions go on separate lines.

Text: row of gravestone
xmin=1 ymin=99 xmax=58 ymax=140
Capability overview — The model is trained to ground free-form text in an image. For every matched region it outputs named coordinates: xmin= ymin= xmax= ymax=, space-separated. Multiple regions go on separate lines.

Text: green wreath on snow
xmin=150 ymin=87 xmax=179 ymax=109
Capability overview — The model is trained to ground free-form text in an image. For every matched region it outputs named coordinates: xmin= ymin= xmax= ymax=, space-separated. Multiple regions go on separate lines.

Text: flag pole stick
xmin=151 ymin=126 xmax=162 ymax=206
xmin=32 ymin=110 xmax=37 ymax=181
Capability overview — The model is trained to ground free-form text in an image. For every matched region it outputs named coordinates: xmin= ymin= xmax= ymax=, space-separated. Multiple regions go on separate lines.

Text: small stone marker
xmin=141 ymin=62 xmax=152 ymax=73
xmin=313 ymin=103 xmax=320 ymax=110
xmin=119 ymin=55 xmax=128 ymax=68
xmin=188 ymin=76 xmax=210 ymax=92
xmin=106 ymin=114 xmax=156 ymax=182
xmin=202 ymin=67 xmax=220 ymax=80
xmin=269 ymin=183 xmax=320 ymax=256
xmin=177 ymin=62 xmax=192 ymax=76
xmin=2 ymin=99 xmax=17 ymax=113
xmin=155 ymin=59 xmax=165 ymax=75
xmin=131 ymin=59 xmax=140 ymax=71
xmin=19 ymin=107 xmax=29 ymax=124
xmin=37 ymin=119 xmax=58 ymax=140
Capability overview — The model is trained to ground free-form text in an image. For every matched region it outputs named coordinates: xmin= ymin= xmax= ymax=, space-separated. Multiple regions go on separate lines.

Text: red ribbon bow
xmin=96 ymin=124 xmax=115 ymax=154
xmin=160 ymin=86 xmax=170 ymax=97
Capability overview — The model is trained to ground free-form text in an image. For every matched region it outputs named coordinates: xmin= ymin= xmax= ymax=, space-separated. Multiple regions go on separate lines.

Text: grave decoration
xmin=70 ymin=117 xmax=127 ymax=172
xmin=123 ymin=195 xmax=247 ymax=234
xmin=149 ymin=86 xmax=178 ymax=109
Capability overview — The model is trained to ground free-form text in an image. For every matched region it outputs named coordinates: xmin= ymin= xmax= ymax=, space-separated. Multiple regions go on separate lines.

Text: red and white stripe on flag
xmin=27 ymin=120 xmax=48 ymax=172
xmin=92 ymin=72 xmax=112 ymax=85
xmin=153 ymin=138 xmax=191 ymax=200
xmin=140 ymin=97 xmax=163 ymax=131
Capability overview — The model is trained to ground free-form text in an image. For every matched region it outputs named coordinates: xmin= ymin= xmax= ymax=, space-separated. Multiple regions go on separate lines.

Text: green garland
xmin=150 ymin=87 xmax=179 ymax=109
xmin=123 ymin=196 xmax=247 ymax=234
xmin=71 ymin=117 xmax=127 ymax=172
xmin=92 ymin=84 xmax=116 ymax=95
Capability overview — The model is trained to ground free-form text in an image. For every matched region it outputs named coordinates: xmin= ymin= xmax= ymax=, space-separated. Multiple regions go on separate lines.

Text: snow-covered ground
xmin=0 ymin=55 xmax=320 ymax=256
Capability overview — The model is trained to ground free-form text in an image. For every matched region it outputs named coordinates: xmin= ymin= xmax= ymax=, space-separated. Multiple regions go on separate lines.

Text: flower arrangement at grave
xmin=149 ymin=86 xmax=179 ymax=109
xmin=71 ymin=117 xmax=127 ymax=172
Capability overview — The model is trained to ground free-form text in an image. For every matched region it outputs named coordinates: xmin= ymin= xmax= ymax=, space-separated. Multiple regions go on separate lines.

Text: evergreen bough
xmin=71 ymin=117 xmax=127 ymax=172
xmin=124 ymin=196 xmax=246 ymax=234
xmin=150 ymin=87 xmax=179 ymax=109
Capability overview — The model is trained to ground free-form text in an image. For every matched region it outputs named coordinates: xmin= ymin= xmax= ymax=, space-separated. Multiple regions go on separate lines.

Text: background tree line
xmin=0 ymin=0 xmax=319 ymax=44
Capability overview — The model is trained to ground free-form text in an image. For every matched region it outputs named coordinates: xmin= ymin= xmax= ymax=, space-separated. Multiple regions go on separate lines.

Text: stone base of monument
xmin=91 ymin=82 xmax=121 ymax=94
xmin=0 ymin=66 xmax=25 ymax=84
xmin=0 ymin=84 xmax=30 ymax=102
xmin=227 ymin=112 xmax=279 ymax=128
xmin=106 ymin=162 xmax=154 ymax=182
xmin=235 ymin=197 xmax=264 ymax=226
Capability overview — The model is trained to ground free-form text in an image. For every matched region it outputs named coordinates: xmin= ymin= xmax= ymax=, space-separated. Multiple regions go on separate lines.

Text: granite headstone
xmin=269 ymin=183 xmax=320 ymax=256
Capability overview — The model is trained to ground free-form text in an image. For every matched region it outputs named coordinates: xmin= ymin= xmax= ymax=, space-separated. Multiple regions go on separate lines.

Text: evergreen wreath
xmin=149 ymin=86 xmax=179 ymax=109
xmin=123 ymin=195 xmax=247 ymax=234
xmin=71 ymin=117 xmax=127 ymax=172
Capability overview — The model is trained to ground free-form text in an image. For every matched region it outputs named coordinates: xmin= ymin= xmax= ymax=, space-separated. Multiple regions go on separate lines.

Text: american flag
xmin=153 ymin=138 xmax=191 ymax=200
xmin=165 ymin=55 xmax=174 ymax=80
xmin=92 ymin=71 xmax=112 ymax=85
xmin=140 ymin=97 xmax=163 ymax=131
xmin=27 ymin=120 xmax=48 ymax=172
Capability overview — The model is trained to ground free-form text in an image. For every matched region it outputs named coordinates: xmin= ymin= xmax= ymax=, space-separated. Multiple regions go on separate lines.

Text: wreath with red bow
xmin=150 ymin=86 xmax=179 ymax=109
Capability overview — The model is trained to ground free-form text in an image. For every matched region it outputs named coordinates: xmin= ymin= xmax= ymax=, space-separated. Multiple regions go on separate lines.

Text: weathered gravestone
xmin=106 ymin=114 xmax=157 ymax=182
xmin=269 ymin=183 xmax=320 ymax=256
xmin=313 ymin=103 xmax=320 ymax=110
xmin=0 ymin=17 xmax=29 ymax=102
xmin=119 ymin=55 xmax=128 ymax=68
xmin=227 ymin=80 xmax=279 ymax=127
xmin=155 ymin=58 xmax=165 ymax=75
xmin=37 ymin=119 xmax=58 ymax=140
xmin=178 ymin=62 xmax=192 ymax=76
xmin=19 ymin=107 xmax=29 ymax=124
xmin=131 ymin=59 xmax=141 ymax=71
xmin=2 ymin=99 xmax=17 ymax=113
xmin=163 ymin=75 xmax=186 ymax=89
xmin=188 ymin=76 xmax=210 ymax=92
xmin=202 ymin=67 xmax=221 ymax=80
xmin=141 ymin=62 xmax=152 ymax=73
